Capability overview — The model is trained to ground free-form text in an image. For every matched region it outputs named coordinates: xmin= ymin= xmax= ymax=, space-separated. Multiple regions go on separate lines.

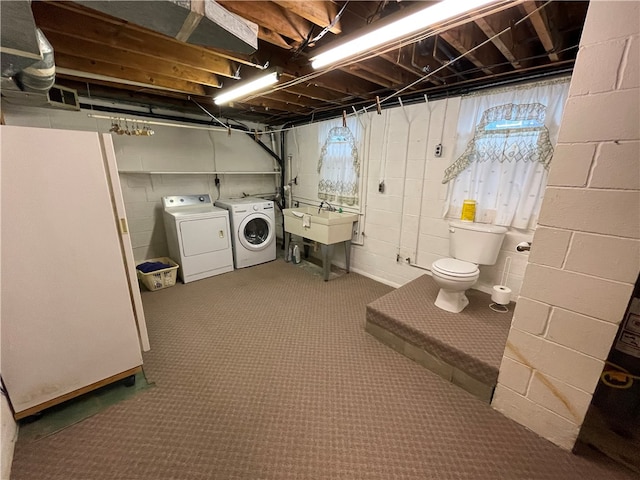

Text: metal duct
xmin=0 ymin=0 xmax=41 ymax=76
xmin=14 ymin=29 xmax=55 ymax=93
xmin=75 ymin=0 xmax=258 ymax=54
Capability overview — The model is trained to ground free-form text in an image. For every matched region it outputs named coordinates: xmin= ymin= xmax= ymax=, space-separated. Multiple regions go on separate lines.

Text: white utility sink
xmin=283 ymin=206 xmax=358 ymax=245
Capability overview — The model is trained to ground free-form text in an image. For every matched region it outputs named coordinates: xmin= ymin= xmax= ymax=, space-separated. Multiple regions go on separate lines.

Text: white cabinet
xmin=1 ymin=125 xmax=149 ymax=419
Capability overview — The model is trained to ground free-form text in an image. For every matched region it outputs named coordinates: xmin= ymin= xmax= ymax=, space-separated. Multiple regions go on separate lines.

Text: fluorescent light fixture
xmin=214 ymin=71 xmax=280 ymax=105
xmin=311 ymin=0 xmax=498 ymax=69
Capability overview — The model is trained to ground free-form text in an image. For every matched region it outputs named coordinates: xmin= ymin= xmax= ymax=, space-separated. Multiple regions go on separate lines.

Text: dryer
xmin=163 ymin=194 xmax=234 ymax=283
xmin=214 ymin=197 xmax=276 ymax=268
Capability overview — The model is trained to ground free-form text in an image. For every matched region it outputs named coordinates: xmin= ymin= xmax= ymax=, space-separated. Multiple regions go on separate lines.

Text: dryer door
xmin=180 ymin=217 xmax=230 ymax=256
xmin=238 ymin=213 xmax=274 ymax=251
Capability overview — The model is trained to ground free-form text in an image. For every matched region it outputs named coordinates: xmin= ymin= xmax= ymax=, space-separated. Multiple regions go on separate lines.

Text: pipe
xmin=190 ymin=97 xmax=284 ymax=169
xmin=244 ymin=131 xmax=282 ymax=166
xmin=412 ymin=97 xmax=434 ymax=266
xmin=15 ymin=29 xmax=55 ymax=93
xmin=286 ymin=153 xmax=293 ymax=208
xmin=431 ymin=35 xmax=468 ymax=81
xmin=279 ymin=124 xmax=293 ymax=246
xmin=395 ymin=107 xmax=413 ymax=261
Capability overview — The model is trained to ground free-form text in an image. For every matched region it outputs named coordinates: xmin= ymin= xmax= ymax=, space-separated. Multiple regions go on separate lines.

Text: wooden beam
xmin=254 ymin=43 xmax=380 ymax=98
xmin=232 ymin=96 xmax=311 ymax=115
xmin=258 ymin=27 xmax=295 ymax=50
xmin=261 ymin=90 xmax=326 ymax=109
xmin=54 ymin=53 xmax=208 ymax=96
xmin=217 ymin=1 xmax=311 ymax=43
xmin=272 ymin=1 xmax=341 ymax=34
xmin=474 ymin=14 xmax=522 ymax=69
xmin=355 ymin=57 xmax=417 ymax=87
xmin=521 ymin=1 xmax=560 ymax=61
xmin=58 ymin=76 xmax=200 ymax=103
xmin=379 ymin=49 xmax=443 ymax=86
xmin=441 ymin=21 xmax=512 ymax=75
xmin=312 ymin=70 xmax=382 ymax=98
xmin=279 ymin=79 xmax=349 ymax=103
xmin=58 ymin=75 xmax=296 ymax=124
xmin=395 ymin=41 xmax=470 ymax=85
xmin=43 ymin=31 xmax=221 ymax=88
xmin=14 ymin=367 xmax=142 ymax=420
xmin=345 ymin=66 xmax=394 ymax=88
xmin=32 ymin=1 xmax=238 ymax=78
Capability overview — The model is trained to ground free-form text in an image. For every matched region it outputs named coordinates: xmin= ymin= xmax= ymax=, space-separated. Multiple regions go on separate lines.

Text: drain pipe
xmin=285 ymin=153 xmax=294 ymax=208
xmin=412 ymin=95 xmax=435 ymax=269
xmin=395 ymin=98 xmax=413 ymax=264
xmin=278 ymin=124 xmax=295 ymax=247
xmin=190 ymin=98 xmax=283 ymax=170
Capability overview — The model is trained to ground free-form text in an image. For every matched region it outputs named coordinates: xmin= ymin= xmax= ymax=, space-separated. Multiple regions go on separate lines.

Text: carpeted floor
xmin=9 ymin=259 xmax=635 ymax=479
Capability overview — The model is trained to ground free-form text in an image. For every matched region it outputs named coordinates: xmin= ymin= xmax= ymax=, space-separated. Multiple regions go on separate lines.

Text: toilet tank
xmin=449 ymin=221 xmax=507 ymax=265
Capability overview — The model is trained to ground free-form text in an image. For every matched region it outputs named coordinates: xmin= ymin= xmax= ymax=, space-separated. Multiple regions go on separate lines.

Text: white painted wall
xmin=0 ymin=124 xmax=18 ymax=480
xmin=492 ymin=1 xmax=640 ymax=450
xmin=2 ymin=105 xmax=279 ymax=261
xmin=285 ymin=92 xmax=537 ymax=296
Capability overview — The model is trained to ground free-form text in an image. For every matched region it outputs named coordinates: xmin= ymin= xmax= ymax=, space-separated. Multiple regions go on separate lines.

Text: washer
xmin=163 ymin=194 xmax=234 ymax=283
xmin=214 ymin=197 xmax=276 ymax=268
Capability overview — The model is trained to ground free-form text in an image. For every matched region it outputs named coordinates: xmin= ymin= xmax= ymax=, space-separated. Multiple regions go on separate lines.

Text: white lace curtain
xmin=317 ymin=117 xmax=362 ymax=206
xmin=443 ymin=79 xmax=570 ymax=229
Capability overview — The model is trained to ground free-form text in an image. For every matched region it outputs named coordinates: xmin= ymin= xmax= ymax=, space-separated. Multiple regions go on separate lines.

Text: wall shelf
xmin=118 ymin=171 xmax=281 ymax=175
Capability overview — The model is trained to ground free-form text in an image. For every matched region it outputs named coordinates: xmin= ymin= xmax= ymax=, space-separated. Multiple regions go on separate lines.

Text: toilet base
xmin=435 ymin=289 xmax=470 ymax=313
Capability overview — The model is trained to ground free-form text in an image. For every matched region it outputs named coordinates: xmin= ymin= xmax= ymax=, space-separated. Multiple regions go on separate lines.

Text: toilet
xmin=431 ymin=221 xmax=507 ymax=313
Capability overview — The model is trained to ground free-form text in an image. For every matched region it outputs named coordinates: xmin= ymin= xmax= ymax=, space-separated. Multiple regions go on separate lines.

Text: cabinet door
xmin=1 ymin=126 xmax=143 ymax=414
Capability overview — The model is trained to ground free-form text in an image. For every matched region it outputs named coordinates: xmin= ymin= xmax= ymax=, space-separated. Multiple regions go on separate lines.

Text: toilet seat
xmin=432 ymin=258 xmax=478 ymax=278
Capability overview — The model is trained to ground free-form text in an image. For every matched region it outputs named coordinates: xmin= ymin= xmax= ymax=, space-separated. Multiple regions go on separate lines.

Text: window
xmin=443 ymin=80 xmax=570 ymax=229
xmin=317 ymin=123 xmax=360 ymax=206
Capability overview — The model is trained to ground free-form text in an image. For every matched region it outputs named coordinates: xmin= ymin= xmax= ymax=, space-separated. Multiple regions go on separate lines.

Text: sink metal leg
xmin=344 ymin=240 xmax=351 ymax=273
xmin=284 ymin=232 xmax=291 ymax=262
xmin=320 ymin=244 xmax=334 ymax=281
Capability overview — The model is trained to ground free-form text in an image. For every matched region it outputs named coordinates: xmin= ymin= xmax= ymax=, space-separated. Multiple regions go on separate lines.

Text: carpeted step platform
xmin=366 ymin=275 xmax=513 ymax=402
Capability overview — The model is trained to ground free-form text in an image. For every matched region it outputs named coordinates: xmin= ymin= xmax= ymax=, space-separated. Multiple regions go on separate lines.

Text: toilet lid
xmin=432 ymin=258 xmax=478 ymax=277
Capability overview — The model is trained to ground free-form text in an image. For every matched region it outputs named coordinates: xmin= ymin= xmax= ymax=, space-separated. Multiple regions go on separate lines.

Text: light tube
xmin=214 ymin=71 xmax=280 ymax=105
xmin=311 ymin=0 xmax=498 ymax=69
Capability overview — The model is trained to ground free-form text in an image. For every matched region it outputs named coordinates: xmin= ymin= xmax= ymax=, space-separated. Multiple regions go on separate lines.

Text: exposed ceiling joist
xmin=55 ymin=52 xmax=210 ymax=95
xmin=521 ymin=1 xmax=560 ymax=62
xmin=440 ymin=21 xmax=509 ymax=75
xmin=32 ymin=1 xmax=238 ymax=78
xmin=43 ymin=31 xmax=221 ymax=88
xmin=1 ymin=0 xmax=588 ymax=125
xmin=217 ymin=0 xmax=312 ymax=44
xmin=271 ymin=0 xmax=342 ymax=34
xmin=474 ymin=14 xmax=521 ymax=69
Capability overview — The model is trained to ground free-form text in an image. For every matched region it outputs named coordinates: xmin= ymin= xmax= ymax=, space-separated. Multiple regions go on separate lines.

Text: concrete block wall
xmin=2 ymin=105 xmax=277 ymax=261
xmin=121 ymin=171 xmax=276 ymax=260
xmin=286 ymin=95 xmax=535 ymax=295
xmin=492 ymin=1 xmax=640 ymax=450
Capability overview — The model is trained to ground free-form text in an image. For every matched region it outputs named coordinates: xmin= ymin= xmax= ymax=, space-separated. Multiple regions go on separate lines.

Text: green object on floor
xmin=18 ymin=371 xmax=154 ymax=444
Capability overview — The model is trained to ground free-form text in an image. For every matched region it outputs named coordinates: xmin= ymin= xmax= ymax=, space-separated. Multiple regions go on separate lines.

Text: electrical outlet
xmin=294 ymin=201 xmax=299 ymax=207
xmin=435 ymin=144 xmax=443 ymax=157
xmin=378 ymin=181 xmax=385 ymax=193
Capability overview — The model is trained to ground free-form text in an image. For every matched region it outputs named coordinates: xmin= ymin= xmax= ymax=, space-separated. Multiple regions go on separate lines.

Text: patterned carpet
xmin=9 ymin=259 xmax=635 ymax=479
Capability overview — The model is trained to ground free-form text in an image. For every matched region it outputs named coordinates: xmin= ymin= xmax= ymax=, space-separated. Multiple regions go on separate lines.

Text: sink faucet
xmin=319 ymin=201 xmax=336 ymax=213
